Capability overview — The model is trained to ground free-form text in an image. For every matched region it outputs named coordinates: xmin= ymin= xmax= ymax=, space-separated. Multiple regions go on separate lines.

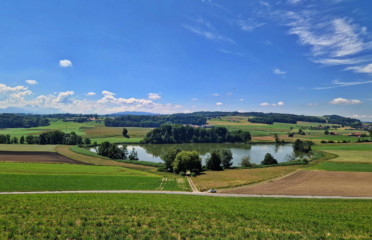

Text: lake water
xmin=91 ymin=143 xmax=299 ymax=167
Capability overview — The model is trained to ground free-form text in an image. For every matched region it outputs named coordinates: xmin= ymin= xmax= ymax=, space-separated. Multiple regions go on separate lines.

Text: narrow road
xmin=0 ymin=190 xmax=371 ymax=199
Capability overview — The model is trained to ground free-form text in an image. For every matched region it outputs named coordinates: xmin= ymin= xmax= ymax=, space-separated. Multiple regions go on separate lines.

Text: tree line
xmin=96 ymin=141 xmax=138 ymax=160
xmin=0 ymin=131 xmax=91 ymax=145
xmin=0 ymin=114 xmax=50 ymax=128
xmin=141 ymin=124 xmax=251 ymax=144
xmin=104 ymin=115 xmax=207 ymax=128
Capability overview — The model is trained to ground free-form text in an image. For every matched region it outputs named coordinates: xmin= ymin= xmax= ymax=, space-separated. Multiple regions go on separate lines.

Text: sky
xmin=0 ymin=0 xmax=372 ymax=120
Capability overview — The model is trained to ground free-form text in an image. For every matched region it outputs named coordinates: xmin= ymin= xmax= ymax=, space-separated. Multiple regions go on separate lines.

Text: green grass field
xmin=0 ymin=162 xmax=190 ymax=192
xmin=313 ymin=143 xmax=372 ymax=151
xmin=0 ymin=194 xmax=370 ymax=239
xmin=310 ymin=161 xmax=372 ymax=172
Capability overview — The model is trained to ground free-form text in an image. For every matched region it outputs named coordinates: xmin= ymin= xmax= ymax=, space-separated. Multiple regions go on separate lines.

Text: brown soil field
xmin=223 ymin=170 xmax=372 ymax=197
xmin=0 ymin=151 xmax=91 ymax=165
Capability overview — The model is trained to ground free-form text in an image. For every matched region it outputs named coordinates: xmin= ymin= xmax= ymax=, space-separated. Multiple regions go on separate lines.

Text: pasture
xmin=0 ymin=194 xmax=370 ymax=239
xmin=0 ymin=162 xmax=190 ymax=192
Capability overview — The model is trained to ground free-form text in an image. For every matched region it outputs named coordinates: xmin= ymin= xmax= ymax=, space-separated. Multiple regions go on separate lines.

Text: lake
xmin=91 ymin=143 xmax=300 ymax=167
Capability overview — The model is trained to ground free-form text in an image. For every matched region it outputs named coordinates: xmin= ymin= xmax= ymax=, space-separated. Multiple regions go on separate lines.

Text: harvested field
xmin=0 ymin=151 xmax=90 ymax=165
xmin=223 ymin=170 xmax=372 ymax=197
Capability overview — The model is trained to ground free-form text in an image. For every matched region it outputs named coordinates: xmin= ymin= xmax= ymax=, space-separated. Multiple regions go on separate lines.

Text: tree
xmin=160 ymin=148 xmax=181 ymax=172
xmin=122 ymin=128 xmax=129 ymax=138
xmin=240 ymin=156 xmax=253 ymax=167
xmin=11 ymin=136 xmax=18 ymax=144
xmin=324 ymin=130 xmax=329 ymax=135
xmin=26 ymin=135 xmax=35 ymax=144
xmin=206 ymin=151 xmax=222 ymax=171
xmin=128 ymin=148 xmax=139 ymax=160
xmin=274 ymin=134 xmax=280 ymax=143
xmin=84 ymin=138 xmax=91 ymax=145
xmin=172 ymin=151 xmax=202 ymax=174
xmin=219 ymin=149 xmax=233 ymax=169
xmin=20 ymin=136 xmax=25 ymax=144
xmin=293 ymin=139 xmax=313 ymax=153
xmin=261 ymin=153 xmax=278 ymax=165
xmin=369 ymin=129 xmax=372 ymax=140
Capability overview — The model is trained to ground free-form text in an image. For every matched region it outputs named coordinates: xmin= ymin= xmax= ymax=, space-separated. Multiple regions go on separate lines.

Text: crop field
xmin=0 ymin=194 xmax=370 ymax=239
xmin=224 ymin=170 xmax=372 ymax=197
xmin=0 ymin=144 xmax=57 ymax=152
xmin=192 ymin=165 xmax=300 ymax=191
xmin=310 ymin=162 xmax=372 ymax=172
xmin=0 ymin=162 xmax=190 ymax=192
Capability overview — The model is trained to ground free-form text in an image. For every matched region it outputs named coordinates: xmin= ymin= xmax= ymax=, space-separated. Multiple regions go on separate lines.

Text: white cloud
xmin=216 ymin=102 xmax=223 ymax=106
xmin=239 ymin=98 xmax=244 ymax=102
xmin=25 ymin=80 xmax=38 ymax=85
xmin=288 ymin=0 xmax=302 ymax=4
xmin=226 ymin=92 xmax=233 ymax=96
xmin=277 ymin=101 xmax=285 ymax=106
xmin=260 ymin=102 xmax=270 ymax=106
xmin=346 ymin=63 xmax=372 ymax=74
xmin=191 ymin=98 xmax=198 ymax=101
xmin=273 ymin=68 xmax=286 ymax=75
xmin=261 ymin=101 xmax=284 ymax=107
xmin=148 ymin=93 xmax=161 ymax=100
xmin=329 ymin=98 xmax=361 ymax=105
xmin=0 ymin=84 xmax=183 ymax=114
xmin=59 ymin=59 xmax=72 ymax=68
xmin=87 ymin=92 xmax=96 ymax=96
xmin=211 ymin=93 xmax=220 ymax=97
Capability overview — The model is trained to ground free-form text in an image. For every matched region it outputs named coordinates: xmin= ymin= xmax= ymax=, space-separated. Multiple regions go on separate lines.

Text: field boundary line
xmin=0 ymin=190 xmax=371 ymax=199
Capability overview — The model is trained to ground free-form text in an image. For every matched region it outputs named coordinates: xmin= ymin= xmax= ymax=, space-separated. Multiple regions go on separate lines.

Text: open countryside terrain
xmin=0 ymin=194 xmax=370 ymax=239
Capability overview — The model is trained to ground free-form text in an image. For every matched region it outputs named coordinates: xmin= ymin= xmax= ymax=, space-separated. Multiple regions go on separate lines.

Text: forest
xmin=104 ymin=115 xmax=207 ymax=127
xmin=141 ymin=124 xmax=251 ymax=144
xmin=0 ymin=114 xmax=50 ymax=128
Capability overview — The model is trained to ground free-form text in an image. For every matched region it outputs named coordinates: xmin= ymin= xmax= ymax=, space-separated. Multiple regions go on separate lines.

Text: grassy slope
xmin=309 ymin=162 xmax=372 ymax=172
xmin=0 ymin=194 xmax=370 ymax=239
xmin=0 ymin=162 xmax=190 ymax=192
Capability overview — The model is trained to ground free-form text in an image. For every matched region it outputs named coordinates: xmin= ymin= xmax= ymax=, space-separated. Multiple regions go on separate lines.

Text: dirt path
xmin=187 ymin=177 xmax=200 ymax=192
xmin=0 ymin=190 xmax=371 ymax=199
xmin=0 ymin=151 xmax=91 ymax=165
xmin=223 ymin=170 xmax=372 ymax=197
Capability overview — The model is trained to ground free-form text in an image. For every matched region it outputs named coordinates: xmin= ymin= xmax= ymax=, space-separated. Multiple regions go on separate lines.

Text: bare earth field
xmin=223 ymin=170 xmax=372 ymax=197
xmin=0 ymin=151 xmax=90 ymax=165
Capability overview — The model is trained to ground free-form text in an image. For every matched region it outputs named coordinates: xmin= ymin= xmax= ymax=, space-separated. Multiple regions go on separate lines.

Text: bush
xmin=240 ymin=156 xmax=253 ymax=168
xmin=261 ymin=153 xmax=278 ymax=165
xmin=191 ymin=172 xmax=197 ymax=177
xmin=179 ymin=171 xmax=185 ymax=177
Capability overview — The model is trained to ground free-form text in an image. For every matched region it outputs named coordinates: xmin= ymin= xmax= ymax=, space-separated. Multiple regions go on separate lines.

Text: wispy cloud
xmin=345 ymin=63 xmax=372 ymax=74
xmin=183 ymin=24 xmax=234 ymax=43
xmin=87 ymin=92 xmax=96 ymax=96
xmin=148 ymin=93 xmax=161 ymax=100
xmin=216 ymin=102 xmax=223 ymax=106
xmin=314 ymin=79 xmax=372 ymax=89
xmin=237 ymin=19 xmax=265 ymax=32
xmin=211 ymin=93 xmax=220 ymax=97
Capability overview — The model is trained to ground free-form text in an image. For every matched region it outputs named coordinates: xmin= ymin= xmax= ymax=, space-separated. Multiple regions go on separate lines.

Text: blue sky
xmin=0 ymin=0 xmax=372 ymax=120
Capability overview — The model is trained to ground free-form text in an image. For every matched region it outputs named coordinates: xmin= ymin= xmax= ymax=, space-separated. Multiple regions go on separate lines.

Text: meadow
xmin=0 ymin=194 xmax=370 ymax=239
xmin=0 ymin=162 xmax=190 ymax=192
xmin=310 ymin=162 xmax=372 ymax=172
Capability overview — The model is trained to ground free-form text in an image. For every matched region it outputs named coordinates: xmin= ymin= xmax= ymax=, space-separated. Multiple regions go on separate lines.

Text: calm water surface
xmin=92 ymin=143 xmax=297 ymax=167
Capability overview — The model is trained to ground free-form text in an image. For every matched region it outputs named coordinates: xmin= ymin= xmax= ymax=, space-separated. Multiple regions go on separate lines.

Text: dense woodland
xmin=141 ymin=124 xmax=251 ymax=144
xmin=0 ymin=114 xmax=49 ymax=128
xmin=104 ymin=115 xmax=207 ymax=127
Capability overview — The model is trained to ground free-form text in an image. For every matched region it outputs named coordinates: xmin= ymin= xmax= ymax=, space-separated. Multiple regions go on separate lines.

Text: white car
xmin=207 ymin=189 xmax=217 ymax=193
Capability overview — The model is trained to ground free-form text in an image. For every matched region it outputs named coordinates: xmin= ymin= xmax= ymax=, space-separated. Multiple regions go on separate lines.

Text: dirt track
xmin=223 ymin=170 xmax=372 ymax=197
xmin=0 ymin=151 xmax=91 ymax=165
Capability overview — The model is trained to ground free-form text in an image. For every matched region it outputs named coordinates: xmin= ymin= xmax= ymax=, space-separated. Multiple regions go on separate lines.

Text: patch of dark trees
xmin=0 ymin=131 xmax=91 ymax=145
xmin=104 ymin=114 xmax=207 ymax=127
xmin=0 ymin=114 xmax=49 ymax=128
xmin=96 ymin=141 xmax=138 ymax=160
xmin=141 ymin=124 xmax=251 ymax=144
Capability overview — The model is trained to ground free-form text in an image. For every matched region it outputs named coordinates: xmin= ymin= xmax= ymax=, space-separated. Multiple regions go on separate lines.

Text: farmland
xmin=0 ymin=194 xmax=371 ymax=239
xmin=0 ymin=162 xmax=190 ymax=192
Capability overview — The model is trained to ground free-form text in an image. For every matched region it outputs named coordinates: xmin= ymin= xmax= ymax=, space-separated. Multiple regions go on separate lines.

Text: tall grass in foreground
xmin=0 ymin=194 xmax=370 ymax=239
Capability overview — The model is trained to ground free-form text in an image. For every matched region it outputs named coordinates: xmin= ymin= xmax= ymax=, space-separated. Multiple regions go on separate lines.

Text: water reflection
xmin=92 ymin=143 xmax=300 ymax=167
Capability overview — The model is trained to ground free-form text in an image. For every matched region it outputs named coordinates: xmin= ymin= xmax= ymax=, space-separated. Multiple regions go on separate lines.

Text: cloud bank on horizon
xmin=0 ymin=0 xmax=371 ymax=119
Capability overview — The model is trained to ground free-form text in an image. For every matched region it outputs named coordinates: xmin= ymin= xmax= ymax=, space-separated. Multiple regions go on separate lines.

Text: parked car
xmin=207 ymin=189 xmax=217 ymax=193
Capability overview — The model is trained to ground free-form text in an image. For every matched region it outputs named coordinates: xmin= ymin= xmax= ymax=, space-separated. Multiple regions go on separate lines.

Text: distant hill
xmin=107 ymin=111 xmax=162 ymax=116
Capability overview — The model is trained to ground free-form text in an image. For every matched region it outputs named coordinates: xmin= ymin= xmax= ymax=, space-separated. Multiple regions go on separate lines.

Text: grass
xmin=313 ymin=142 xmax=372 ymax=151
xmin=0 ymin=194 xmax=370 ymax=239
xmin=0 ymin=144 xmax=57 ymax=152
xmin=0 ymin=162 xmax=190 ymax=192
xmin=193 ymin=166 xmax=300 ymax=191
xmin=326 ymin=150 xmax=372 ymax=163
xmin=310 ymin=161 xmax=372 ymax=172
xmin=91 ymin=137 xmax=143 ymax=144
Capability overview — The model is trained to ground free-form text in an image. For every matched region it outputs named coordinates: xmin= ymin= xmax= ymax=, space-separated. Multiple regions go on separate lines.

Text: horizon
xmin=1 ymin=1 xmax=372 ymax=120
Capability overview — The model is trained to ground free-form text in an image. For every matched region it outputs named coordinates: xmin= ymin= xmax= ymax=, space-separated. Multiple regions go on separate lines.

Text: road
xmin=1 ymin=190 xmax=371 ymax=199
